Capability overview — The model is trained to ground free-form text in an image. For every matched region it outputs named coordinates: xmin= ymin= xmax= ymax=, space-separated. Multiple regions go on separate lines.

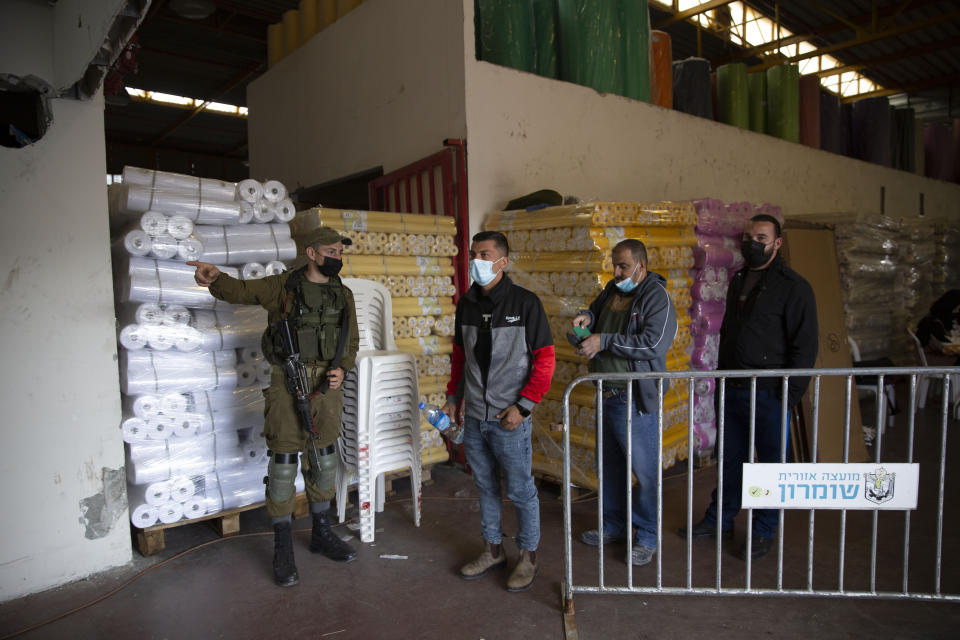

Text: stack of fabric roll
xmin=290 ymin=208 xmax=458 ymax=466
xmin=687 ymin=198 xmax=765 ymax=456
xmin=831 ymin=214 xmax=905 ymax=362
xmin=485 ymin=201 xmax=699 ymax=488
xmin=900 ymin=218 xmax=937 ymax=331
xmin=933 ymin=222 xmax=960 ymax=291
xmin=110 ymin=166 xmax=299 ymax=529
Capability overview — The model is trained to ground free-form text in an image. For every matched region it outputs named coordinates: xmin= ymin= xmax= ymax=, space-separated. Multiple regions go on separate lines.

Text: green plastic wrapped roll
xmin=748 ymin=71 xmax=766 ymax=133
xmin=533 ymin=0 xmax=558 ymax=78
xmin=716 ymin=63 xmax=748 ymax=129
xmin=475 ymin=0 xmax=536 ymax=74
xmin=620 ymin=0 xmax=651 ymax=102
xmin=766 ymin=64 xmax=800 ymax=143
xmin=557 ymin=0 xmax=622 ymax=95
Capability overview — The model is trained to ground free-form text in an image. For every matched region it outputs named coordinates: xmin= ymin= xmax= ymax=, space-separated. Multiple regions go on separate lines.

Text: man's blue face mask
xmin=469 ymin=256 xmax=504 ymax=286
xmin=615 ymin=262 xmax=641 ymax=293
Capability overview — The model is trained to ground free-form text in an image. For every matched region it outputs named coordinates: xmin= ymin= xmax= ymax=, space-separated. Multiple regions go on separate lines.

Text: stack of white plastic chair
xmin=336 ymin=278 xmax=421 ymax=542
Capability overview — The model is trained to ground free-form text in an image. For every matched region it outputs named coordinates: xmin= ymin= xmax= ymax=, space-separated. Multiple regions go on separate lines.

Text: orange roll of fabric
xmin=651 ymin=30 xmax=673 ymax=109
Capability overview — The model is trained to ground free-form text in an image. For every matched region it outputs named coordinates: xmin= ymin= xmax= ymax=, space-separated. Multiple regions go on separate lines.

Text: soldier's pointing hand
xmin=187 ymin=261 xmax=221 ymax=287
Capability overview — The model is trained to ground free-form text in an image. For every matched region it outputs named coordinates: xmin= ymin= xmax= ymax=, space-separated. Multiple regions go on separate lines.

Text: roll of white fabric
xmin=238 ymin=201 xmax=256 ymax=224
xmin=120 ymin=258 xmax=239 ymax=309
xmin=159 ymin=392 xmax=189 ymax=414
xmin=217 ymin=465 xmax=267 ymax=510
xmin=168 ymin=475 xmax=196 ymax=502
xmin=181 ymin=497 xmax=206 ymax=519
xmin=265 ymin=261 xmax=286 ymax=276
xmin=126 ymin=456 xmax=171 ymax=485
xmin=272 ymin=198 xmax=296 ymax=222
xmin=135 ymin=303 xmax=164 ymax=325
xmin=158 ymin=501 xmax=184 ymax=525
xmin=162 ymin=305 xmax=191 ymax=326
xmin=262 ymin=180 xmax=287 ymax=203
xmin=149 ymin=234 xmax=179 ymax=259
xmin=122 ymin=417 xmax=158 ymax=442
xmin=132 ymin=480 xmax=172 ymax=507
xmin=112 ymin=184 xmax=242 ymax=223
xmin=236 ymin=362 xmax=257 ymax=387
xmin=176 ymin=237 xmax=205 ymax=261
xmin=252 ymin=206 xmax=275 ymax=224
xmin=124 ymin=230 xmax=152 ymax=257
xmin=167 ymin=215 xmax=195 ymax=240
xmin=240 ymin=262 xmax=265 ymax=280
xmin=256 ymin=360 xmax=272 ymax=384
xmin=131 ymin=394 xmax=162 ymax=417
xmin=122 ymin=166 xmax=237 ymax=202
xmin=120 ymin=349 xmax=238 ymax=395
xmin=240 ymin=346 xmax=263 ymax=362
xmin=173 ymin=325 xmax=204 ymax=352
xmin=169 ymin=412 xmax=211 ymax=438
xmin=242 ymin=442 xmax=268 ymax=465
xmin=140 ymin=211 xmax=169 ymax=236
xmin=119 ymin=324 xmax=150 ymax=350
xmin=190 ymin=225 xmax=295 ymax=265
xmin=147 ymin=329 xmax=175 ymax=351
xmin=130 ymin=504 xmax=159 ymax=528
xmin=237 ymin=179 xmax=263 ymax=203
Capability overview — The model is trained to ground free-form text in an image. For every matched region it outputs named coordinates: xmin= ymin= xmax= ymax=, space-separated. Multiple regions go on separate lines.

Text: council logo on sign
xmin=865 ymin=467 xmax=896 ymax=505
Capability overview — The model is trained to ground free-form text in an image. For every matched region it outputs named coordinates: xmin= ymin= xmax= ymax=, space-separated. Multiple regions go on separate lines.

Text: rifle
xmin=279 ymin=319 xmax=330 ymax=488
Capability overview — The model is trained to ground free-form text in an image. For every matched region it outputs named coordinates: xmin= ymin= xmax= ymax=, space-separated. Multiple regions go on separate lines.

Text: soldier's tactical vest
xmin=262 ymin=268 xmax=347 ymax=364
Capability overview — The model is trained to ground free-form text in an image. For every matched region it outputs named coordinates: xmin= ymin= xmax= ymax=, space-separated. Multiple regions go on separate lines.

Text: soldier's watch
xmin=516 ymin=404 xmax=531 ymax=418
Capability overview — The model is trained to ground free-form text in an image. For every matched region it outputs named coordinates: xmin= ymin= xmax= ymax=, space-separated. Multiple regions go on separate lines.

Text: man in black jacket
xmin=574 ymin=239 xmax=678 ymax=566
xmin=682 ymin=214 xmax=818 ymax=560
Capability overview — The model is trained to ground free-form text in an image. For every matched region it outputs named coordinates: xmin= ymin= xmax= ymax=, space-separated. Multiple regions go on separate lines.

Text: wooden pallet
xmin=133 ymin=492 xmax=309 ymax=557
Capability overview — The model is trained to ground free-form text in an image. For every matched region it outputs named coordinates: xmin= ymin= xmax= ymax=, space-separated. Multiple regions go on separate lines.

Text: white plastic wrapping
xmin=122 ymin=166 xmax=237 ymax=202
xmin=116 ymin=257 xmax=239 ymax=309
xmin=110 ymin=184 xmax=242 ymax=223
xmin=191 ymin=224 xmax=296 ymax=264
xmin=119 ymin=349 xmax=238 ymax=395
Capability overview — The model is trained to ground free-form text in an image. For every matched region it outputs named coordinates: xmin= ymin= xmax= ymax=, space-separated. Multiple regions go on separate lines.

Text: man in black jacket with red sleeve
xmin=442 ymin=230 xmax=555 ymax=592
xmin=682 ymin=214 xmax=818 ymax=560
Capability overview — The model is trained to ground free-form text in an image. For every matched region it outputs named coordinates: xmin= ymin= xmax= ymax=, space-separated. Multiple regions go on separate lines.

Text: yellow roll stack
xmin=484 ymin=200 xmax=698 ymax=485
xmin=292 ymin=206 xmax=461 ymax=466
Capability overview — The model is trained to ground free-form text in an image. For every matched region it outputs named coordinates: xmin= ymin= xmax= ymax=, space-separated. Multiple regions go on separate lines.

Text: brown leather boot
xmin=459 ymin=541 xmax=506 ymax=580
xmin=507 ymin=549 xmax=537 ymax=592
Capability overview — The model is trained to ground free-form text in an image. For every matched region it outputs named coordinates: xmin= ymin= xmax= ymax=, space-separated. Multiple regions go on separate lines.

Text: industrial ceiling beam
xmin=715 ymin=0 xmax=944 ymax=64
xmin=840 ymin=73 xmax=960 ymax=103
xmin=749 ymin=9 xmax=960 ymax=72
xmin=815 ymin=36 xmax=960 ymax=79
xmin=653 ymin=0 xmax=734 ymax=30
xmin=158 ymin=13 xmax=265 ymax=43
xmin=147 ymin=64 xmax=262 ymax=146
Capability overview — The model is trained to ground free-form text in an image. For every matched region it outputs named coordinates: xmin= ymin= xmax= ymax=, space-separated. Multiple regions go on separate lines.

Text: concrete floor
xmin=1 ymin=392 xmax=958 ymax=640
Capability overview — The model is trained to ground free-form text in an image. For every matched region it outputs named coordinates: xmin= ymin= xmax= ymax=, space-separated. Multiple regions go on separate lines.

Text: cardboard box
xmin=781 ymin=227 xmax=869 ymax=462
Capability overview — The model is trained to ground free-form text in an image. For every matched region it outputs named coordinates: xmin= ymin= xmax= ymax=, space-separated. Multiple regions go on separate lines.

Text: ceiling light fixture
xmin=169 ymin=0 xmax=216 ymax=20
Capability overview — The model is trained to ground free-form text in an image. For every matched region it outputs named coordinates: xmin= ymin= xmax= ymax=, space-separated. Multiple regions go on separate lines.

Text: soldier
xmin=189 ymin=226 xmax=359 ymax=587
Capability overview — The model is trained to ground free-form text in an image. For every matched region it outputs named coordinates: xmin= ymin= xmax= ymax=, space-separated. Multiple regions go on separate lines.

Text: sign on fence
xmin=741 ymin=463 xmax=919 ymax=509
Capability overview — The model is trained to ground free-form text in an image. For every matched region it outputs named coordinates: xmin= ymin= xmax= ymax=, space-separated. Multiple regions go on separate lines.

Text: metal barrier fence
xmin=561 ymin=366 xmax=960 ymax=620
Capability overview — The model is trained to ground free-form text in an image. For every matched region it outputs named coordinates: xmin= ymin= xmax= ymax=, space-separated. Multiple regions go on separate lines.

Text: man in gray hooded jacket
xmin=572 ymin=238 xmax=678 ymax=566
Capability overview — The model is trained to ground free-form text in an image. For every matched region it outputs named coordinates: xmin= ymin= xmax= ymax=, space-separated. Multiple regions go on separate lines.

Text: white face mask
xmin=615 ymin=263 xmax=641 ymax=293
xmin=469 ymin=257 xmax=504 ymax=286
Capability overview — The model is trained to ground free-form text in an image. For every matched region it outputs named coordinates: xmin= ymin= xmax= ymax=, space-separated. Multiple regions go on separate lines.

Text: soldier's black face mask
xmin=741 ymin=239 xmax=773 ymax=268
xmin=318 ymin=257 xmax=343 ymax=277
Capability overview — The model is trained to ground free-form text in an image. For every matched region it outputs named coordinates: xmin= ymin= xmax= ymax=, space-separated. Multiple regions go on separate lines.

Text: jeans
xmin=462 ymin=415 xmax=540 ymax=550
xmin=703 ymin=387 xmax=791 ymax=538
xmin=598 ymin=390 xmax=659 ymax=549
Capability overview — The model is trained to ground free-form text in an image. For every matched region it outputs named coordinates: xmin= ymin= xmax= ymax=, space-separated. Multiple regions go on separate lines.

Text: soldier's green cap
xmin=304 ymin=226 xmax=352 ymax=247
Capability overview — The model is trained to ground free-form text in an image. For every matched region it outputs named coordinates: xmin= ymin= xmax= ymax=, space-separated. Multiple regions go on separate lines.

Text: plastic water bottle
xmin=419 ymin=401 xmax=464 ymax=445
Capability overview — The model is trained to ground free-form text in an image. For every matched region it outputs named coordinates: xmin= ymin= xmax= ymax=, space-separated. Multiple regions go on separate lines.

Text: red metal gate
xmin=367 ymin=139 xmax=469 ymax=298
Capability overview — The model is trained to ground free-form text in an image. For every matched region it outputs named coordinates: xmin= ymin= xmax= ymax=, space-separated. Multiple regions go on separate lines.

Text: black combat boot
xmin=309 ymin=511 xmax=357 ymax=562
xmin=272 ymin=522 xmax=299 ymax=587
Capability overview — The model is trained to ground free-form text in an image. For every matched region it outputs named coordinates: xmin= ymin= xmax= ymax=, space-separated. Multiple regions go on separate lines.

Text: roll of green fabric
xmin=748 ymin=71 xmax=766 ymax=133
xmin=766 ymin=64 xmax=800 ymax=143
xmin=620 ymin=0 xmax=651 ymax=102
xmin=557 ymin=0 xmax=621 ymax=95
xmin=532 ymin=0 xmax=558 ymax=78
xmin=476 ymin=0 xmax=536 ymax=74
xmin=716 ymin=63 xmax=748 ymax=129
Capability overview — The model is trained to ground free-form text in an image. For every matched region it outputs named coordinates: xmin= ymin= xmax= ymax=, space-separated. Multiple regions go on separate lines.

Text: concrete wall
xmin=461 ymin=11 xmax=960 ymax=236
xmin=0 ymin=91 xmax=129 ymax=601
xmin=247 ymin=0 xmax=467 ymax=191
xmin=1 ymin=0 xmax=126 ymax=93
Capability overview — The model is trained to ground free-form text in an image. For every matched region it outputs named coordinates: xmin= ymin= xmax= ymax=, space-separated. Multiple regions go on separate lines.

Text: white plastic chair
xmin=336 ymin=279 xmax=421 ymax=542
xmin=847 ymin=336 xmax=895 ymax=428
xmin=907 ymin=328 xmax=960 ymax=417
